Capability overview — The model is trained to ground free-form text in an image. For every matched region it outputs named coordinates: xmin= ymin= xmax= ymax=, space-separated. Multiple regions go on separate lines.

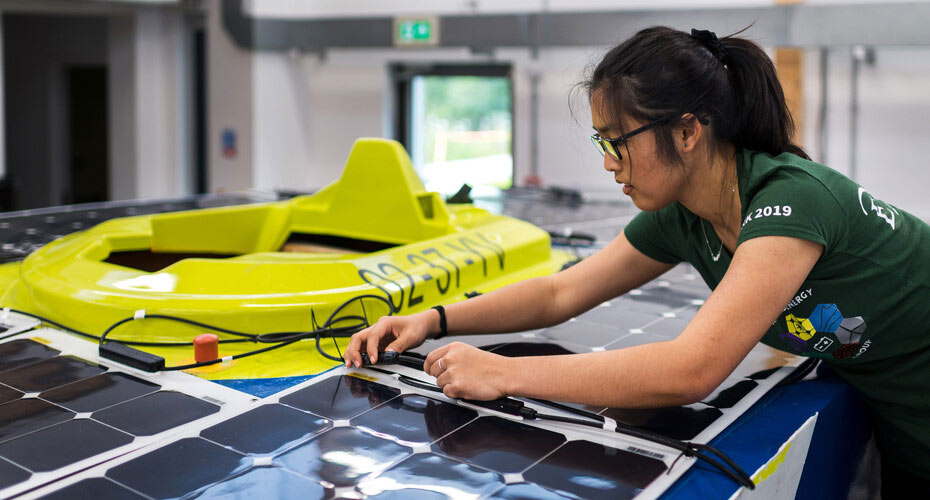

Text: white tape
xmin=133 ymin=309 xmax=146 ymax=320
xmin=1 ymin=308 xmax=9 ymax=320
xmin=221 ymin=356 xmax=233 ymax=363
xmin=603 ymin=416 xmax=618 ymax=432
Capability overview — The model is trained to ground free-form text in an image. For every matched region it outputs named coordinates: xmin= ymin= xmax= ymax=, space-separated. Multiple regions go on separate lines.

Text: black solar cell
xmin=602 ymin=404 xmax=724 ymax=441
xmin=574 ymin=302 xmax=665 ymax=331
xmin=93 ymin=391 xmax=219 ymax=436
xmin=357 ymin=453 xmax=504 ymax=498
xmin=482 ymin=341 xmax=578 ymax=357
xmin=0 ymin=384 xmax=23 ymax=405
xmin=192 ymin=466 xmax=326 ymax=499
xmin=702 ymin=380 xmax=759 ymax=409
xmin=0 ymin=340 xmax=60 ymax=373
xmin=539 ymin=319 xmax=629 ymax=348
xmin=0 ymin=458 xmax=30 ymax=490
xmin=106 ymin=437 xmax=247 ymax=498
xmin=487 ymin=482 xmax=576 ymax=499
xmin=523 ymin=440 xmax=667 ymax=500
xmin=351 ymin=395 xmax=477 ymax=448
xmin=0 ymin=356 xmax=106 ymax=392
xmin=433 ymin=416 xmax=566 ymax=474
xmin=274 ymin=427 xmax=411 ymax=487
xmin=40 ymin=372 xmax=160 ymax=413
xmin=0 ymin=419 xmax=133 ymax=472
xmin=279 ymin=375 xmax=400 ymax=420
xmin=0 ymin=399 xmax=73 ymax=443
xmin=200 ymin=403 xmax=330 ymax=455
xmin=36 ymin=478 xmax=146 ymax=500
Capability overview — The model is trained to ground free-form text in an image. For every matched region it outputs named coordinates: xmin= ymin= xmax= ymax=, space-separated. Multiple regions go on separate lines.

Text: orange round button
xmin=193 ymin=333 xmax=219 ymax=363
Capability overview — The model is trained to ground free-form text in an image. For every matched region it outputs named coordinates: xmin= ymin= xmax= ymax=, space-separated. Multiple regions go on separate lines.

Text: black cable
xmin=313 ymin=295 xmax=394 ymax=362
xmin=776 ymin=358 xmax=820 ymax=387
xmin=99 ymin=314 xmax=259 ymax=344
xmin=10 ymin=301 xmax=755 ymax=487
xmin=3 ymin=293 xmax=394 ymax=371
xmin=1 ymin=308 xmax=244 ymax=347
xmin=370 ymin=369 xmax=754 ymax=490
xmin=162 ymin=339 xmax=301 ymax=371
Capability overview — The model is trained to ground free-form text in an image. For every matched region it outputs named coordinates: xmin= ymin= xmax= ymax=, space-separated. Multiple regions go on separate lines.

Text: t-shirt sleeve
xmin=737 ymin=169 xmax=845 ymax=251
xmin=623 ymin=206 xmax=686 ymax=265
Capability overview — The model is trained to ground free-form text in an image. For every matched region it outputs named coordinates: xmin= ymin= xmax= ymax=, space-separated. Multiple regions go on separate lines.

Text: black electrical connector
xmin=460 ymin=397 xmax=538 ymax=419
xmin=99 ymin=341 xmax=165 ymax=372
xmin=360 ymin=351 xmax=400 ymax=365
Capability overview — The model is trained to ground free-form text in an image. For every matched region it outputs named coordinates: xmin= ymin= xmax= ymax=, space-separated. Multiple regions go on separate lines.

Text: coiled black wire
xmin=3 ymin=293 xmax=393 ymax=371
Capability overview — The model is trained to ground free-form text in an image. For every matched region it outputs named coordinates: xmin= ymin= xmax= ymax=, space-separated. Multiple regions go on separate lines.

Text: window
xmin=393 ymin=65 xmax=513 ymax=197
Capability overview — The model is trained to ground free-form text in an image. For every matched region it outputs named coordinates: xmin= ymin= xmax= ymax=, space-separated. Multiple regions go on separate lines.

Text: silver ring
xmin=437 ymin=358 xmax=444 ymax=373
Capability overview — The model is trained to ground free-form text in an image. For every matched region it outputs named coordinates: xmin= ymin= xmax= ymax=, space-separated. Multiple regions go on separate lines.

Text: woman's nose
xmin=603 ymin=153 xmax=620 ymax=172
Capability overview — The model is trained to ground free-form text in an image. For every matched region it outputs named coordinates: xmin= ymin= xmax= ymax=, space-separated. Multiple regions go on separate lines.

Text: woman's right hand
xmin=343 ymin=311 xmax=435 ymax=367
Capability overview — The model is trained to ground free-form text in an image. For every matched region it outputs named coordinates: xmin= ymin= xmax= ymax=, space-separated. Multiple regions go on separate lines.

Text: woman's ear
xmin=679 ymin=113 xmax=704 ymax=153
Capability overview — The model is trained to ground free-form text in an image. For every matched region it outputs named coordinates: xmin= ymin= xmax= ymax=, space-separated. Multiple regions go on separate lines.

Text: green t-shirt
xmin=625 ymin=149 xmax=930 ymax=476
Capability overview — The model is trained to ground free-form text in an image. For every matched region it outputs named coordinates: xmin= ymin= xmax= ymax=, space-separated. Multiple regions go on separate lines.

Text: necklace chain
xmin=701 ymin=219 xmax=724 ymax=262
xmin=701 ymin=186 xmax=738 ymax=262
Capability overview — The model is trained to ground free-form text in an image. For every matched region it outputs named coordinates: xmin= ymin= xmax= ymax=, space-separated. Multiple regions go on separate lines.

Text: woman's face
xmin=591 ymin=102 xmax=685 ymax=212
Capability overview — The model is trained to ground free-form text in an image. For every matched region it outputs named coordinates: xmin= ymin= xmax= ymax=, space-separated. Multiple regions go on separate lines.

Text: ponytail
xmin=584 ymin=26 xmax=809 ymax=162
xmin=720 ymin=36 xmax=809 ymax=159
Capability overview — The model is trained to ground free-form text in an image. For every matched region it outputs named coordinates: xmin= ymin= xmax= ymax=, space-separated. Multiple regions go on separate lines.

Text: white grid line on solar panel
xmin=0 ymin=329 xmax=255 ymax=499
xmin=20 ymin=368 xmax=674 ymax=499
xmin=22 ymin=342 xmax=804 ymax=500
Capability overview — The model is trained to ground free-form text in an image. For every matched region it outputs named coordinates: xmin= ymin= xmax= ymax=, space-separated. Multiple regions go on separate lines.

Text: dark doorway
xmin=2 ymin=14 xmax=108 ymax=211
xmin=68 ymin=67 xmax=109 ymax=204
xmin=193 ymin=28 xmax=208 ymax=194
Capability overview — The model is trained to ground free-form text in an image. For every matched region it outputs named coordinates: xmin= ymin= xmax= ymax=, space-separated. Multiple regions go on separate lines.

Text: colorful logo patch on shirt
xmin=781 ymin=304 xmax=868 ymax=360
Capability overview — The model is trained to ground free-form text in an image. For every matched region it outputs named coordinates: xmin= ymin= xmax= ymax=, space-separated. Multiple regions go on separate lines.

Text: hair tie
xmin=691 ymin=28 xmax=729 ymax=66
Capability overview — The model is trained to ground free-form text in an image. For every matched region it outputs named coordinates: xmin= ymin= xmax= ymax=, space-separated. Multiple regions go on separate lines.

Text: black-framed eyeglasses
xmin=590 ymin=113 xmax=707 ymax=161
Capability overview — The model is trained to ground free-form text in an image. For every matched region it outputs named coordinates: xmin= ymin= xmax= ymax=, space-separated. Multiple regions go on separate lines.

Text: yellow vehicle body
xmin=0 ymin=139 xmax=573 ymax=379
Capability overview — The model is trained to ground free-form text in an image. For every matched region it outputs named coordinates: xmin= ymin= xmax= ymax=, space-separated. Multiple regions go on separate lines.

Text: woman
xmin=344 ymin=27 xmax=930 ymax=495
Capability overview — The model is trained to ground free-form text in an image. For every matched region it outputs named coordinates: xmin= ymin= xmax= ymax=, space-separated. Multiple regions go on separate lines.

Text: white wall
xmin=209 ymin=0 xmax=930 ymax=218
xmin=843 ymin=47 xmax=930 ymax=217
xmin=134 ymin=8 xmax=189 ymax=198
xmin=248 ymin=45 xmax=611 ymax=194
xmin=107 ymin=8 xmax=191 ymax=201
xmin=245 ymin=42 xmax=930 ymax=218
xmin=249 ymin=0 xmax=869 ymax=19
xmin=799 ymin=46 xmax=930 ymax=218
xmin=208 ymin=0 xmax=253 ymax=193
xmin=252 ymin=54 xmax=385 ymax=191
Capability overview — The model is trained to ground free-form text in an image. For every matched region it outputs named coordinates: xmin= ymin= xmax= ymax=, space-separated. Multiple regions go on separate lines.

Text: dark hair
xmin=584 ymin=26 xmax=809 ymax=162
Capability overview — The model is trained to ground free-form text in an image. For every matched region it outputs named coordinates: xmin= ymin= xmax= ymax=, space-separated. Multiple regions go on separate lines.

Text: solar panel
xmin=0 ymin=330 xmax=253 ymax=498
xmin=23 ymin=335 xmax=803 ymax=500
xmin=3 ymin=194 xmax=808 ymax=499
xmin=3 ymin=258 xmax=807 ymax=500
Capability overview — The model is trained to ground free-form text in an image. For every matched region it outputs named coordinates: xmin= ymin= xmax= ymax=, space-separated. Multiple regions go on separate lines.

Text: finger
xmin=427 ymin=357 xmax=445 ymax=378
xmin=424 ymin=344 xmax=452 ymax=374
xmin=442 ymin=382 xmax=458 ymax=399
xmin=344 ymin=329 xmax=367 ymax=367
xmin=384 ymin=334 xmax=414 ymax=354
xmin=366 ymin=321 xmax=392 ymax=365
xmin=435 ymin=367 xmax=453 ymax=387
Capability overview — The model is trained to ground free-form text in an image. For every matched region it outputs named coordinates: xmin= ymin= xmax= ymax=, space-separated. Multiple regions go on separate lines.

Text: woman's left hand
xmin=423 ymin=342 xmax=512 ymax=401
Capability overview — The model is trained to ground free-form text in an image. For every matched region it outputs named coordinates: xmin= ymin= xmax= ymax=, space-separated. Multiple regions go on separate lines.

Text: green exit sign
xmin=394 ymin=17 xmax=439 ymax=46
